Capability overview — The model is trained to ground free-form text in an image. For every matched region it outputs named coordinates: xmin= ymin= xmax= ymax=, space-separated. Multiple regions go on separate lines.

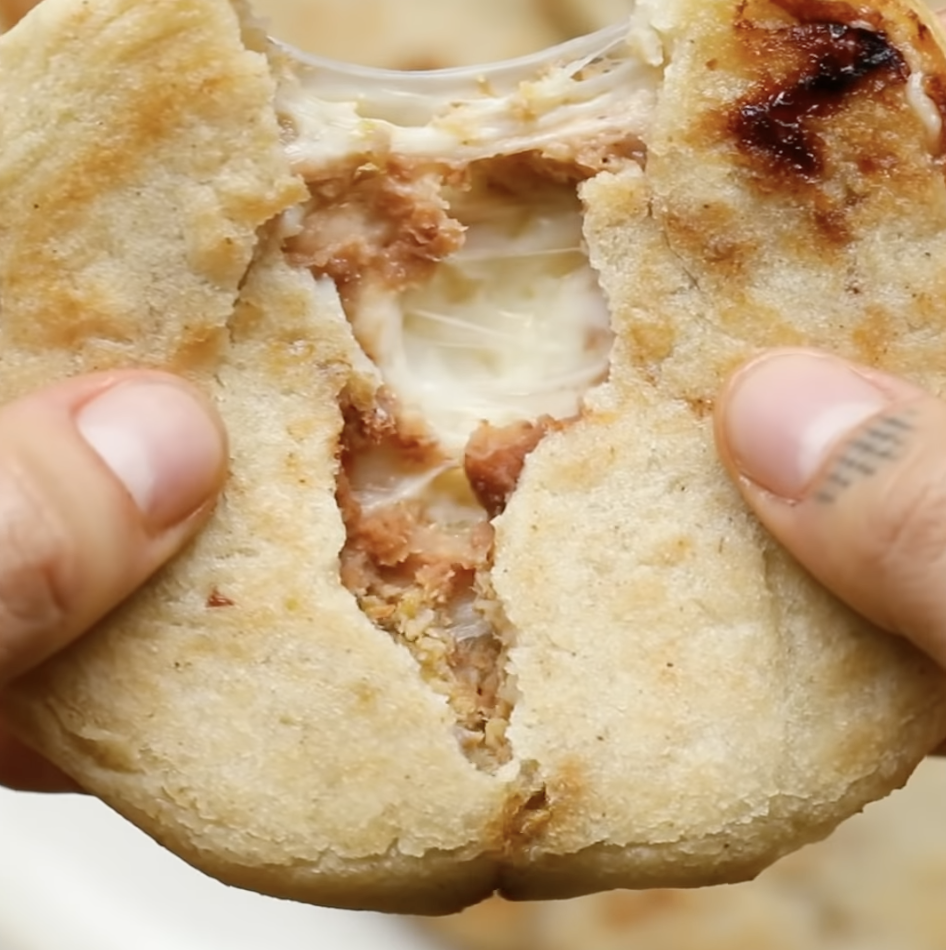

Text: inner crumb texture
xmin=284 ymin=150 xmax=615 ymax=770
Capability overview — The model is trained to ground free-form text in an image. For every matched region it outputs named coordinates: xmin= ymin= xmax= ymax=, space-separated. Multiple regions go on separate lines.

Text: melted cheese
xmin=271 ymin=24 xmax=653 ymax=466
xmin=274 ymin=21 xmax=660 ymax=171
xmin=376 ymin=179 xmax=611 ymax=453
xmin=906 ymin=70 xmax=943 ymax=149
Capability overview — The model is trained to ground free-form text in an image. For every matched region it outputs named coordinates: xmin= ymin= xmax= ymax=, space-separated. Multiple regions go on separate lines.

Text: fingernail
xmin=723 ymin=353 xmax=890 ymax=499
xmin=76 ymin=381 xmax=225 ymax=529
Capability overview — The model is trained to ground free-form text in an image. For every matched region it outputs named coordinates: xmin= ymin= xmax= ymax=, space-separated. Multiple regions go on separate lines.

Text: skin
xmin=0 ymin=371 xmax=227 ymax=791
xmin=715 ymin=349 xmax=946 ymax=674
xmin=0 ymin=0 xmax=34 ymax=27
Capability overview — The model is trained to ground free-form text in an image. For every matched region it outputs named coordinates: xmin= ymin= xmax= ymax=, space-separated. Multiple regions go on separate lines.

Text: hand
xmin=715 ymin=349 xmax=946 ymax=671
xmin=0 ymin=372 xmax=226 ymax=791
xmin=0 ymin=0 xmax=36 ymax=29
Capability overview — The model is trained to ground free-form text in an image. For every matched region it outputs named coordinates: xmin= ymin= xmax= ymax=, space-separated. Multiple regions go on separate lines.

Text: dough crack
xmin=305 ymin=154 xmax=618 ymax=770
xmin=272 ymin=23 xmax=650 ymax=769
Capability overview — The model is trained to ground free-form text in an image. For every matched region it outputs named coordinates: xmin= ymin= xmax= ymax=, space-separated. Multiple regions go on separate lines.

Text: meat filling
xmin=465 ymin=417 xmax=564 ymax=520
xmin=337 ymin=406 xmax=517 ymax=769
xmin=296 ymin=153 xmax=613 ymax=770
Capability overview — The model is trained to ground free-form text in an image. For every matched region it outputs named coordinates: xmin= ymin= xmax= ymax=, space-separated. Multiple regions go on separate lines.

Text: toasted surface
xmin=0 ymin=0 xmax=305 ymax=384
xmin=1 ymin=0 xmax=946 ymax=917
xmin=423 ymin=759 xmax=946 ymax=950
xmin=491 ymin=0 xmax=946 ymax=896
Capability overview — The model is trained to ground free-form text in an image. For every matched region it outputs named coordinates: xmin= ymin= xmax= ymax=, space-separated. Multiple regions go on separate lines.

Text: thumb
xmin=0 ymin=371 xmax=226 ymax=687
xmin=715 ymin=348 xmax=946 ymax=668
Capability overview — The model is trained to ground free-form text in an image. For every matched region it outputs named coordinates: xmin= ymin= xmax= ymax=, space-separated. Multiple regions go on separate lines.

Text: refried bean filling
xmin=287 ymin=154 xmax=613 ymax=771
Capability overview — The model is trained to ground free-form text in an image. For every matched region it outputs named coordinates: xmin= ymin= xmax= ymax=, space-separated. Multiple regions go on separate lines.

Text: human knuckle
xmin=0 ymin=461 xmax=77 ymax=640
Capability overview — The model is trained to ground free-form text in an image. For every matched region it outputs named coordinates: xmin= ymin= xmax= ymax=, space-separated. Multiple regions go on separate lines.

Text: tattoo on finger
xmin=814 ymin=409 xmax=916 ymax=504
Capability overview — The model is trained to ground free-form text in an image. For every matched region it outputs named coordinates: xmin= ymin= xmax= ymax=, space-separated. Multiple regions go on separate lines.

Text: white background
xmin=0 ymin=789 xmax=443 ymax=950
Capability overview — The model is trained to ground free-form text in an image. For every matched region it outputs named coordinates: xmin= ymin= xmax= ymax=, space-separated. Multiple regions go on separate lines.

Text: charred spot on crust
xmin=731 ymin=22 xmax=908 ymax=180
xmin=684 ymin=396 xmax=714 ymax=419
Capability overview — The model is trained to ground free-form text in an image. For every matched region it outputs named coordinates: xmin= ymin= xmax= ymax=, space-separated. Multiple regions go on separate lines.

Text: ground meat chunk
xmin=464 ymin=416 xmax=559 ymax=519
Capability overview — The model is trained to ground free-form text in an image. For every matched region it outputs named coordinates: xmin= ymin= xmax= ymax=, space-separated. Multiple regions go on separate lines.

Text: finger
xmin=0 ymin=718 xmax=81 ymax=792
xmin=0 ymin=0 xmax=38 ymax=28
xmin=714 ymin=348 xmax=946 ymax=669
xmin=0 ymin=371 xmax=227 ymax=687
